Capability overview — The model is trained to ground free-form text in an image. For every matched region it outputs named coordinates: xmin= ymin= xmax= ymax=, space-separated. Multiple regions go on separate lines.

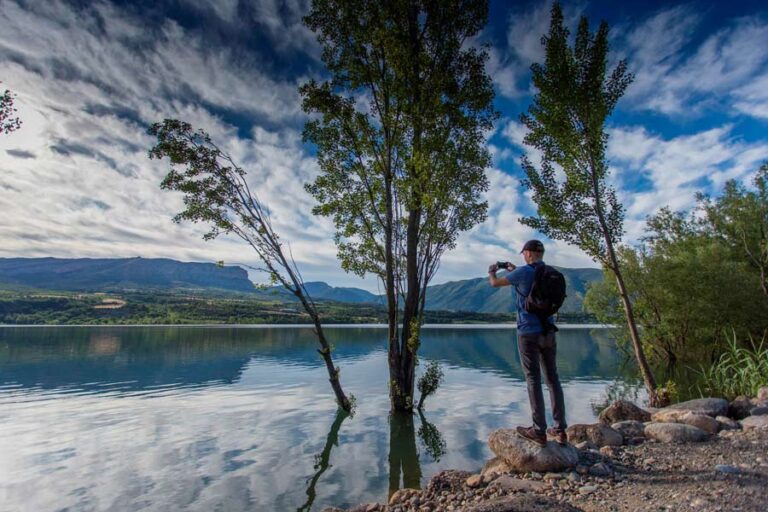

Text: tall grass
xmin=692 ymin=331 xmax=768 ymax=400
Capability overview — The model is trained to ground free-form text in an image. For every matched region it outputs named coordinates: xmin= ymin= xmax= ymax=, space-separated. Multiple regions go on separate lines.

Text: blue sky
xmin=1 ymin=0 xmax=767 ymax=290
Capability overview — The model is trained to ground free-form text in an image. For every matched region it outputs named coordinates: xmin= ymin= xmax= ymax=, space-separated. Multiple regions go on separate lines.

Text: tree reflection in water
xmin=297 ymin=408 xmax=350 ymax=512
xmin=388 ymin=410 xmax=447 ymax=497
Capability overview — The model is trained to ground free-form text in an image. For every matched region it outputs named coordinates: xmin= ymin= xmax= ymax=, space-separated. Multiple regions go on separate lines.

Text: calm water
xmin=0 ymin=325 xmax=639 ymax=512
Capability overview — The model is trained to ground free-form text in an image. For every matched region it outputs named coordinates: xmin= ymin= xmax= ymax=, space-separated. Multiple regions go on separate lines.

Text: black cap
xmin=520 ymin=239 xmax=545 ymax=253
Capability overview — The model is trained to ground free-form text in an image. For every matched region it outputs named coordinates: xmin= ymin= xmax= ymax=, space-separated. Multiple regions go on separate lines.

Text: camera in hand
xmin=496 ymin=261 xmax=512 ymax=270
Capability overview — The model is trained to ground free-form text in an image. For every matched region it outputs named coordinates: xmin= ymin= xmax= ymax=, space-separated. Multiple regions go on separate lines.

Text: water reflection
xmin=298 ymin=409 xmax=350 ymax=512
xmin=388 ymin=411 xmax=422 ymax=496
xmin=417 ymin=409 xmax=447 ymax=463
xmin=0 ymin=326 xmax=632 ymax=512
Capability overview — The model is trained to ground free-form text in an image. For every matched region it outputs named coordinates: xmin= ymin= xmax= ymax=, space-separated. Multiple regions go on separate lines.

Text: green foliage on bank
xmin=585 ymin=166 xmax=768 ymax=389
xmin=693 ymin=332 xmax=768 ymax=400
xmin=0 ymin=289 xmax=597 ymax=325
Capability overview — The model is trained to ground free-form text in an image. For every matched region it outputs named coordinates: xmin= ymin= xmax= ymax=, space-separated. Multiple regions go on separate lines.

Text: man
xmin=488 ymin=239 xmax=567 ymax=447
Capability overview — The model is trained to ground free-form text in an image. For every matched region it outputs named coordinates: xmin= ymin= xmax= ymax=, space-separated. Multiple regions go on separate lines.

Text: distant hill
xmin=424 ymin=267 xmax=603 ymax=314
xmin=0 ymin=257 xmax=254 ymax=293
xmin=0 ymin=257 xmax=602 ymax=314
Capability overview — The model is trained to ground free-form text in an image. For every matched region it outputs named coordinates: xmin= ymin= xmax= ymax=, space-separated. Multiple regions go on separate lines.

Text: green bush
xmin=692 ymin=331 xmax=768 ymax=400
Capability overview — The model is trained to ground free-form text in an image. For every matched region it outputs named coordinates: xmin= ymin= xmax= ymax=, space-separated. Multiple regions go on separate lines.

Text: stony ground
xmin=573 ymin=428 xmax=768 ymax=512
xmin=326 ymin=427 xmax=768 ymax=512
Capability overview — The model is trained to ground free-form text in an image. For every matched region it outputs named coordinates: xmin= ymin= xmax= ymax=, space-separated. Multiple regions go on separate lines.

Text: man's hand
xmin=488 ymin=263 xmax=498 ymax=274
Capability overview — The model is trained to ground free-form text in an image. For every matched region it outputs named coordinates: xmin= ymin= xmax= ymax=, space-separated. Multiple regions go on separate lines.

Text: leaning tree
xmin=519 ymin=3 xmax=659 ymax=404
xmin=301 ymin=0 xmax=497 ymax=411
xmin=148 ymin=120 xmax=353 ymax=412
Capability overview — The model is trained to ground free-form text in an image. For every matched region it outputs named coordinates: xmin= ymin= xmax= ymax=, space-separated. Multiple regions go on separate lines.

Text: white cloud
xmin=623 ymin=7 xmax=768 ymax=118
xmin=490 ymin=1 xmax=585 ymax=99
xmin=0 ymin=0 xmax=346 ymax=285
xmin=608 ymin=124 xmax=768 ymax=240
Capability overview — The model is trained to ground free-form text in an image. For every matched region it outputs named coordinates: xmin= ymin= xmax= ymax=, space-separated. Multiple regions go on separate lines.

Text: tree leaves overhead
xmin=301 ymin=0 xmax=497 ymax=285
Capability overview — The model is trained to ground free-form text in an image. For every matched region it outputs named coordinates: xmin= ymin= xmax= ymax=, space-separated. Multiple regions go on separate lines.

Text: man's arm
xmin=488 ymin=263 xmax=516 ymax=287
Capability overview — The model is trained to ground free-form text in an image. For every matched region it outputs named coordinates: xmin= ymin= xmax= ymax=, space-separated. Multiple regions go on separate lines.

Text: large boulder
xmin=741 ymin=415 xmax=768 ymax=430
xmin=666 ymin=398 xmax=729 ymax=417
xmin=750 ymin=406 xmax=768 ymax=416
xmin=463 ymin=495 xmax=583 ymax=512
xmin=566 ymin=424 xmax=623 ymax=447
xmin=651 ymin=410 xmax=719 ymax=434
xmin=729 ymin=396 xmax=754 ymax=420
xmin=644 ymin=422 xmax=710 ymax=443
xmin=598 ymin=400 xmax=651 ymax=424
xmin=610 ymin=420 xmax=646 ymax=440
xmin=488 ymin=429 xmax=579 ymax=473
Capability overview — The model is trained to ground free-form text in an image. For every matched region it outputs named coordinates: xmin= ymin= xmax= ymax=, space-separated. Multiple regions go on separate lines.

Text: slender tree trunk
xmin=587 ymin=153 xmax=659 ymax=406
xmin=385 ymin=143 xmax=401 ymax=411
xmin=607 ymin=255 xmax=659 ymax=406
xmin=276 ymin=251 xmax=352 ymax=412
xmin=390 ymin=1 xmax=422 ymax=412
xmin=294 ymin=289 xmax=353 ymax=412
xmin=397 ymin=206 xmax=422 ymax=411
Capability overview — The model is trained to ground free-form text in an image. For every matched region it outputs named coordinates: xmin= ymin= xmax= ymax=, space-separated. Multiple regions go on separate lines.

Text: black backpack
xmin=523 ymin=265 xmax=567 ymax=329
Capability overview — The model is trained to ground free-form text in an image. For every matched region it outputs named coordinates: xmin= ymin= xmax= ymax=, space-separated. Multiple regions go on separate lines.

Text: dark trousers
xmin=517 ymin=332 xmax=567 ymax=436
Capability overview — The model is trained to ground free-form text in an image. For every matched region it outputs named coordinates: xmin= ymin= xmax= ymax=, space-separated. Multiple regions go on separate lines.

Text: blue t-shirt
xmin=505 ymin=261 xmax=554 ymax=335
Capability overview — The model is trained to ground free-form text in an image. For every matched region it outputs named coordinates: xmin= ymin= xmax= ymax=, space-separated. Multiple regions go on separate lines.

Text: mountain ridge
xmin=0 ymin=257 xmax=602 ymax=314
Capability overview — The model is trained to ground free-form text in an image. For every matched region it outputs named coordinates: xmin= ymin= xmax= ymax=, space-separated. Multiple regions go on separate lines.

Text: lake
xmin=0 ymin=325 xmax=640 ymax=512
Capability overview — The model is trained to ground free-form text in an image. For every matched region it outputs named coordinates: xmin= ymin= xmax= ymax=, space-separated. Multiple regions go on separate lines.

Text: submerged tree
xmin=148 ymin=120 xmax=353 ymax=412
xmin=519 ymin=3 xmax=659 ymax=404
xmin=302 ymin=0 xmax=496 ymax=411
xmin=1 ymin=83 xmax=21 ymax=135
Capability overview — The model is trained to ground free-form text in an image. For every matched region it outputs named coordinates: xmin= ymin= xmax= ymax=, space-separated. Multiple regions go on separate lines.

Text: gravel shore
xmin=324 ymin=415 xmax=768 ymax=512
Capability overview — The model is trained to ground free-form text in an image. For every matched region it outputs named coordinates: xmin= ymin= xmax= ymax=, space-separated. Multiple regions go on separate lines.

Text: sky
xmin=1 ymin=0 xmax=767 ymax=291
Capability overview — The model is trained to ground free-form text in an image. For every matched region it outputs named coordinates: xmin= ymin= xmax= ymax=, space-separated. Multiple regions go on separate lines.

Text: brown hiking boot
xmin=516 ymin=426 xmax=547 ymax=447
xmin=547 ymin=427 xmax=568 ymax=446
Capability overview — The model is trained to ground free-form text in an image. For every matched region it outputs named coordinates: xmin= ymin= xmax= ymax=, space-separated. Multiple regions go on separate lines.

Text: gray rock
xmin=750 ymin=406 xmax=768 ymax=416
xmin=566 ymin=471 xmax=581 ymax=483
xmin=757 ymin=386 xmax=768 ymax=401
xmin=666 ymin=398 xmax=729 ymax=417
xmin=714 ymin=464 xmax=741 ymax=474
xmin=488 ymin=429 xmax=579 ymax=473
xmin=578 ymin=485 xmax=598 ymax=494
xmin=588 ymin=462 xmax=613 ymax=477
xmin=651 ymin=410 xmax=719 ymax=434
xmin=321 ymin=508 xmax=347 ymax=512
xmin=574 ymin=440 xmax=597 ymax=451
xmin=611 ymin=420 xmax=646 ymax=440
xmin=463 ymin=495 xmax=582 ymax=512
xmin=466 ymin=474 xmax=483 ymax=488
xmin=566 ymin=424 xmax=623 ymax=447
xmin=491 ymin=475 xmax=546 ymax=492
xmin=716 ymin=415 xmax=740 ymax=430
xmin=481 ymin=456 xmax=512 ymax=477
xmin=741 ymin=415 xmax=768 ymax=430
xmin=644 ymin=422 xmax=710 ymax=443
xmin=598 ymin=400 xmax=651 ymax=424
xmin=729 ymin=396 xmax=754 ymax=420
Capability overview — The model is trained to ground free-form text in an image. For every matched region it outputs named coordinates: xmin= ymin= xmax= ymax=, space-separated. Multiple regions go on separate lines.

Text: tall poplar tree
xmin=519 ymin=3 xmax=659 ymax=404
xmin=302 ymin=0 xmax=496 ymax=411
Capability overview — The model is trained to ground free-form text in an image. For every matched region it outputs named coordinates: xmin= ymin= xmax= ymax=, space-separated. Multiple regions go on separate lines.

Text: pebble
xmin=579 ymin=484 xmax=598 ymax=494
xmin=714 ymin=464 xmax=741 ymax=474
